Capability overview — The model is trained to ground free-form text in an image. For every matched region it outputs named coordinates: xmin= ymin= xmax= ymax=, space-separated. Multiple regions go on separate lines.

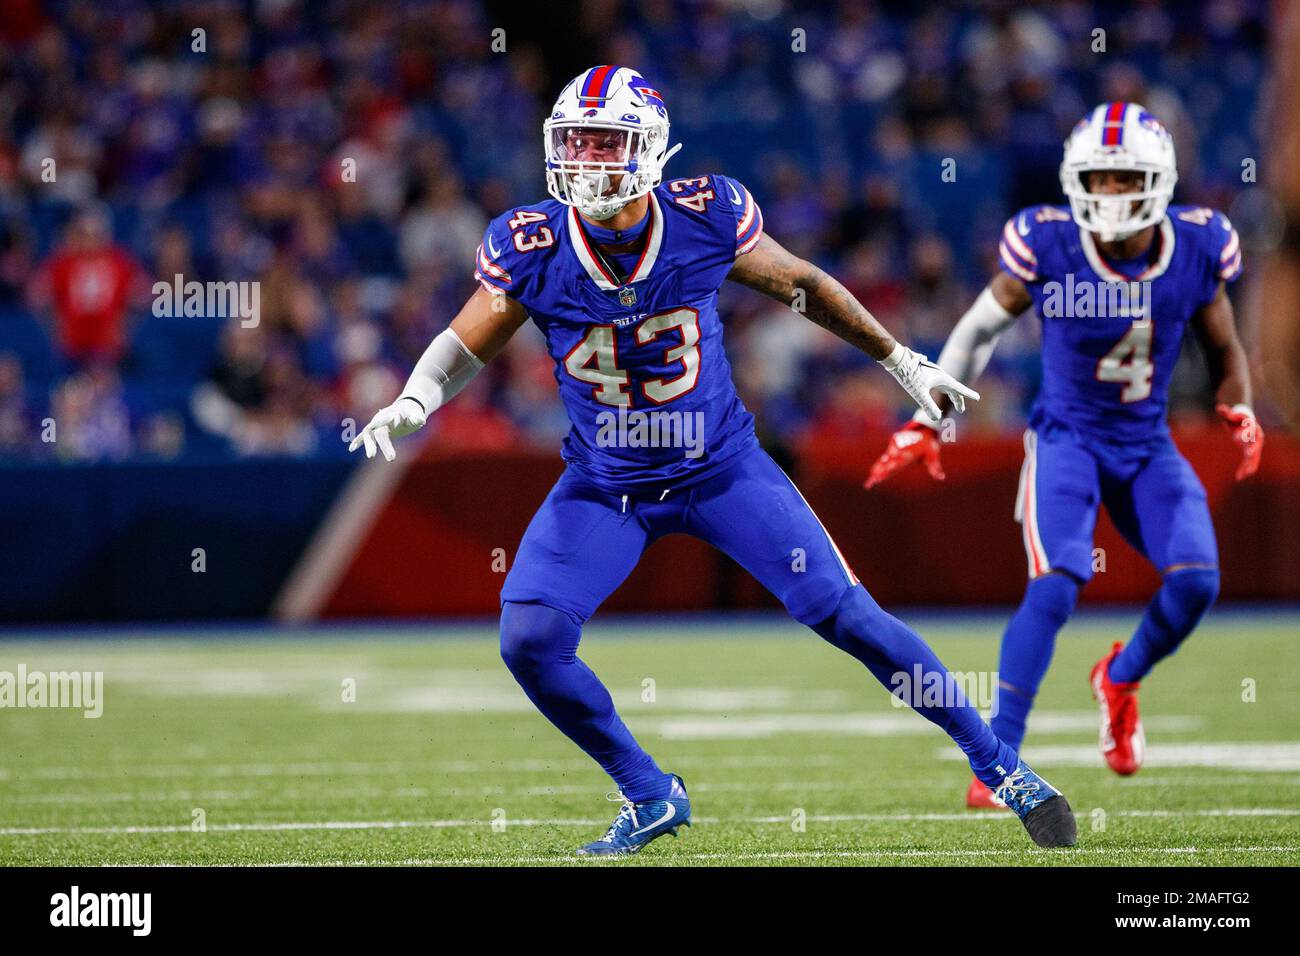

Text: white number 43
xmin=1096 ymin=318 xmax=1154 ymax=402
xmin=564 ymin=308 xmax=701 ymax=406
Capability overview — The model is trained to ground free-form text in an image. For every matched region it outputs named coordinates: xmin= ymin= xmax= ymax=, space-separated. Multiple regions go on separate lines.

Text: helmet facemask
xmin=1061 ymin=164 xmax=1175 ymax=242
xmin=545 ymin=122 xmax=668 ymax=220
xmin=1059 ymin=103 xmax=1177 ymax=243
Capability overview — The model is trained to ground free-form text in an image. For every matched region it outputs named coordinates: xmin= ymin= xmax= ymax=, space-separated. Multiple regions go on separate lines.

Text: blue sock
xmin=990 ymin=686 xmax=1035 ymax=756
xmin=990 ymin=572 xmax=1080 ymax=752
xmin=500 ymin=600 xmax=672 ymax=802
xmin=812 ymin=585 xmax=1015 ymax=785
xmin=1110 ymin=568 xmax=1219 ymax=684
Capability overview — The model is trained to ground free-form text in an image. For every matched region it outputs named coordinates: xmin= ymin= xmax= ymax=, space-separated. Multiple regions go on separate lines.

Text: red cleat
xmin=965 ymin=775 xmax=1007 ymax=809
xmin=1090 ymin=642 xmax=1145 ymax=776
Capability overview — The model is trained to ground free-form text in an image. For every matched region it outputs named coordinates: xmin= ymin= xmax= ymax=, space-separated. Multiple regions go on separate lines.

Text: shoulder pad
xmin=474 ymin=202 xmax=562 ymax=297
xmin=659 ymin=174 xmax=764 ymax=256
xmin=1174 ymin=206 xmax=1241 ymax=283
xmin=711 ymin=174 xmax=764 ymax=256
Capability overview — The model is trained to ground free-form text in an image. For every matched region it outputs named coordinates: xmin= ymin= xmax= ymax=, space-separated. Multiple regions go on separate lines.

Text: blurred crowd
xmin=0 ymin=0 xmax=1268 ymax=462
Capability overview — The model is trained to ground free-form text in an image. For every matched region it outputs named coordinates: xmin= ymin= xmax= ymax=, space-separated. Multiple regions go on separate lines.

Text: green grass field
xmin=1 ymin=612 xmax=1297 ymax=866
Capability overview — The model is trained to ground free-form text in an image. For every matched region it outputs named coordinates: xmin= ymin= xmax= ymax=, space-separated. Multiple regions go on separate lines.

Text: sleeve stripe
xmin=1218 ymin=249 xmax=1242 ymax=280
xmin=999 ymin=233 xmax=1036 ymax=272
xmin=736 ymin=204 xmax=764 ymax=255
xmin=1220 ymin=229 xmax=1240 ymax=263
xmin=735 ymin=190 xmax=757 ymax=237
xmin=1002 ymin=221 xmax=1037 ymax=265
xmin=476 ymin=244 xmax=511 ymax=283
xmin=999 ymin=242 xmax=1037 ymax=282
xmin=474 ymin=270 xmax=511 ymax=294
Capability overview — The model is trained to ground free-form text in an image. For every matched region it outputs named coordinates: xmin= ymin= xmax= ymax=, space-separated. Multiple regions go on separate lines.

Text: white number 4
xmin=1096 ymin=319 xmax=1154 ymax=402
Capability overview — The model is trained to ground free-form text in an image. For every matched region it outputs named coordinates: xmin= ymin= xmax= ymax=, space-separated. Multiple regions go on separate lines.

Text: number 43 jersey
xmin=998 ymin=204 xmax=1243 ymax=448
xmin=473 ymin=174 xmax=765 ymax=492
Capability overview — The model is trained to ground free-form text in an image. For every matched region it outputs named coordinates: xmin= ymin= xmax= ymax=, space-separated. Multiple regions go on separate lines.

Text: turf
xmin=1 ymin=612 xmax=1297 ymax=866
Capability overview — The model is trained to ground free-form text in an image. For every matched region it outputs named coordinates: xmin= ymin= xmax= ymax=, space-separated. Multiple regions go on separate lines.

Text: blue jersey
xmin=998 ymin=204 xmax=1243 ymax=447
xmin=474 ymin=174 xmax=765 ymax=491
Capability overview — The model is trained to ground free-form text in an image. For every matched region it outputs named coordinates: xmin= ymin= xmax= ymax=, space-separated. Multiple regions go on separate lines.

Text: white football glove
xmin=347 ymin=327 xmax=485 ymax=462
xmin=878 ymin=342 xmax=980 ymax=422
xmin=348 ymin=397 xmax=427 ymax=462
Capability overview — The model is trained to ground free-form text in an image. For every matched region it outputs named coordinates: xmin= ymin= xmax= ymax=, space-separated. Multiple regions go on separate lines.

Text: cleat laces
xmin=600 ymin=791 xmax=638 ymax=843
xmin=994 ymin=768 xmax=1043 ymax=811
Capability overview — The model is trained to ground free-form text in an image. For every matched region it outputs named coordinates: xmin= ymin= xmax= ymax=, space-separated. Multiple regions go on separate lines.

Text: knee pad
xmin=1023 ymin=572 xmax=1081 ymax=629
xmin=1161 ymin=567 xmax=1219 ymax=624
xmin=499 ymin=601 xmax=581 ymax=675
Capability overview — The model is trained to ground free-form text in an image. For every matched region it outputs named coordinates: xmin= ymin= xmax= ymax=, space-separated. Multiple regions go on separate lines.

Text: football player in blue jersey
xmin=868 ymin=103 xmax=1263 ymax=807
xmin=350 ymin=66 xmax=1077 ymax=853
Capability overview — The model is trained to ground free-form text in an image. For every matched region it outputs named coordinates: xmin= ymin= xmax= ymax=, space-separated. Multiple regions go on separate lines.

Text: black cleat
xmin=993 ymin=762 xmax=1078 ymax=848
xmin=1021 ymin=794 xmax=1078 ymax=848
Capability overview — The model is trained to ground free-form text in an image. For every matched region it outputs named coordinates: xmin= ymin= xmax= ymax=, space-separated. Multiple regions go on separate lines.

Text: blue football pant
xmin=500 ymin=444 xmax=1014 ymax=802
xmin=993 ymin=428 xmax=1220 ymax=751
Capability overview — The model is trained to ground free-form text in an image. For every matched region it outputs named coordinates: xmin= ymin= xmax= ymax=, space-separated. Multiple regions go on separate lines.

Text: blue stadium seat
xmin=128 ymin=313 xmax=224 ymax=386
xmin=0 ymin=305 xmax=56 ymax=386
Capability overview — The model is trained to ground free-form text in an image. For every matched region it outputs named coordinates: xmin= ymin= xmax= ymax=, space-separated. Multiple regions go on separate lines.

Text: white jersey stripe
xmin=999 ymin=242 xmax=1037 ymax=282
xmin=1002 ymin=221 xmax=1037 ymax=264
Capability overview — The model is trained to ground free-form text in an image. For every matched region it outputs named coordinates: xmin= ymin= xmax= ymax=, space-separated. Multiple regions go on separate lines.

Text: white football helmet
xmin=1059 ymin=102 xmax=1178 ymax=242
xmin=544 ymin=65 xmax=681 ymax=221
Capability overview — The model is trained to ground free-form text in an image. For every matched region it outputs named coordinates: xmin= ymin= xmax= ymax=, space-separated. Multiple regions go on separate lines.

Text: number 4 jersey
xmin=473 ymin=174 xmax=764 ymax=491
xmin=998 ymin=204 xmax=1242 ymax=448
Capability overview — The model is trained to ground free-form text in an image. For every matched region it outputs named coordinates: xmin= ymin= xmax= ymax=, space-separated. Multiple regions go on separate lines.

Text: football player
xmin=867 ymin=103 xmax=1261 ymax=806
xmin=351 ymin=66 xmax=1076 ymax=852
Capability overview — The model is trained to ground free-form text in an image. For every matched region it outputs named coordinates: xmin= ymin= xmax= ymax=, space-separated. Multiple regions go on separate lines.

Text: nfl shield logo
xmin=618 ymin=286 xmax=637 ymax=307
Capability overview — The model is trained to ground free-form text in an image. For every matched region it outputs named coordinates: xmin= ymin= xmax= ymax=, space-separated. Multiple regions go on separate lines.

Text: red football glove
xmin=865 ymin=421 xmax=944 ymax=489
xmin=1216 ymin=403 xmax=1264 ymax=481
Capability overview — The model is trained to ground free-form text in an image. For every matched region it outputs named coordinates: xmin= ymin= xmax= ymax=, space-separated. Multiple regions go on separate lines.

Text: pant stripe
xmin=1018 ymin=430 xmax=1050 ymax=578
xmin=776 ymin=465 xmax=859 ymax=587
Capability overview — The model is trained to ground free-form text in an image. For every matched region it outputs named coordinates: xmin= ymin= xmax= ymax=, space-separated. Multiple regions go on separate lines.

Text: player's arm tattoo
xmin=727 ymin=233 xmax=897 ymax=360
xmin=1191 ymin=281 xmax=1252 ymax=408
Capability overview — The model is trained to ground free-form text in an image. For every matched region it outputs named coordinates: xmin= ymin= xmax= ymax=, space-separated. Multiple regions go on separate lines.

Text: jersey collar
xmin=1079 ymin=216 xmax=1175 ymax=283
xmin=567 ymin=191 xmax=664 ymax=291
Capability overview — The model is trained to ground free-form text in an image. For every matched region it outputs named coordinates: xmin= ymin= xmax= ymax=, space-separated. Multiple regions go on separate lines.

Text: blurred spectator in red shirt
xmin=29 ymin=207 xmax=146 ymax=367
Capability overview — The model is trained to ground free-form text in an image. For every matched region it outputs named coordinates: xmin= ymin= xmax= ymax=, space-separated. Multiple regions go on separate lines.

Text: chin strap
xmin=1098 ymin=228 xmax=1141 ymax=243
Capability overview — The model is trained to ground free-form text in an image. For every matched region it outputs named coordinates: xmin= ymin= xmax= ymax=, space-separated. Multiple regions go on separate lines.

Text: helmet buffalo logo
xmin=1138 ymin=112 xmax=1168 ymax=136
xmin=583 ymin=108 xmax=599 ymax=117
xmin=631 ymin=85 xmax=665 ymax=108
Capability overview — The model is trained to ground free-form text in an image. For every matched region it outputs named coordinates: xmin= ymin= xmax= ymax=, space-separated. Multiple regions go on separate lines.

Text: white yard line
xmin=3 ymin=808 xmax=1299 ymax=837
xmin=9 ymin=772 xmax=1300 ymax=806
xmin=105 ymin=845 xmax=1300 ymax=867
xmin=395 ymin=845 xmax=1300 ymax=865
xmin=646 ymin=712 xmax=1200 ymax=740
xmin=0 ymin=753 xmax=844 ymax=782
xmin=3 ymin=780 xmax=846 ymax=805
xmin=943 ymin=742 xmax=1300 ymax=772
